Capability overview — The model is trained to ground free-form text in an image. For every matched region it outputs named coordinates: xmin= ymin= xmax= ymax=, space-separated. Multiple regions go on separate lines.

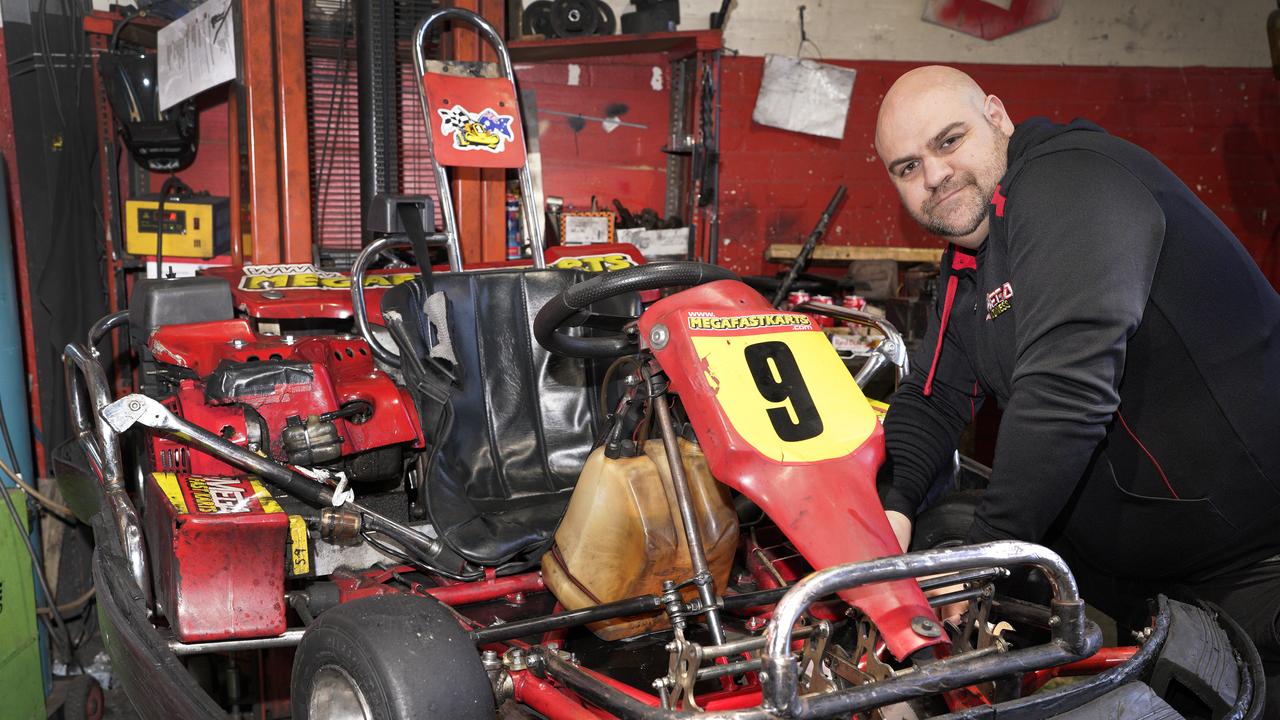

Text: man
xmin=874 ymin=65 xmax=1280 ymax=711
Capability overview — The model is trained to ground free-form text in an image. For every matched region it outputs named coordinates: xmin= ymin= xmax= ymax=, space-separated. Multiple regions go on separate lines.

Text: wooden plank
xmin=765 ymin=244 xmax=943 ymax=264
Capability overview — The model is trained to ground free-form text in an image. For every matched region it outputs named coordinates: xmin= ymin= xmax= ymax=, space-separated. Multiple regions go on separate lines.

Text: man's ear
xmin=984 ymin=94 xmax=1015 ymax=136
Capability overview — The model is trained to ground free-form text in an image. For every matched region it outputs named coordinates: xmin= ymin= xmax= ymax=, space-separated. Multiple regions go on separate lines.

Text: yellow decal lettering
xmin=242 ymin=275 xmax=290 ymax=291
xmin=686 ymin=313 xmax=811 ymax=332
xmin=604 ymin=254 xmax=633 ymax=270
xmin=288 ymin=515 xmax=310 ymax=575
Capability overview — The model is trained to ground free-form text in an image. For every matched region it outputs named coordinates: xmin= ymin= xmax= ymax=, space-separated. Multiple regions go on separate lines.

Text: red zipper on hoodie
xmin=923 ymin=248 xmax=977 ymax=397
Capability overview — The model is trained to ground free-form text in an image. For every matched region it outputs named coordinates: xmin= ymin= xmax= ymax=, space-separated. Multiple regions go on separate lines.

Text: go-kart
xmin=56 ymin=7 xmax=1263 ymax=719
xmin=58 ymin=250 xmax=1266 ymax=719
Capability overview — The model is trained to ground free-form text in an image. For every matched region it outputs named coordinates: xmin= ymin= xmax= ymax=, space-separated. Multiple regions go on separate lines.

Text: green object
xmin=0 ymin=488 xmax=46 ymax=719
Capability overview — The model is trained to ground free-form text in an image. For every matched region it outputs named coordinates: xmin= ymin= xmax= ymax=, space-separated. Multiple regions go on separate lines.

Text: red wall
xmin=515 ymin=54 xmax=674 ymax=217
xmin=137 ymin=53 xmax=1280 ymax=291
xmin=716 ymin=58 xmax=1280 ymax=287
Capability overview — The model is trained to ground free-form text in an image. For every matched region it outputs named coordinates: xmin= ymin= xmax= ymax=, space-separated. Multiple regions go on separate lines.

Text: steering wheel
xmin=534 ymin=261 xmax=737 ymax=358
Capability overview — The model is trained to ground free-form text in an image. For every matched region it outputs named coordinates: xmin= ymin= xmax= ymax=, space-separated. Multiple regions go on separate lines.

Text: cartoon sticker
xmin=437 ymin=105 xmax=516 ymax=153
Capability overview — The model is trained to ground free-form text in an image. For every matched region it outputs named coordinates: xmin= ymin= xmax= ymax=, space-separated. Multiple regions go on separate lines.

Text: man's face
xmin=876 ymin=90 xmax=1010 ymax=247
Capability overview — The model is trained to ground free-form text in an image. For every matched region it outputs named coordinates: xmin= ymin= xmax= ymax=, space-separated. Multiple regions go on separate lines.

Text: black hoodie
xmin=881 ymin=118 xmax=1280 ymax=582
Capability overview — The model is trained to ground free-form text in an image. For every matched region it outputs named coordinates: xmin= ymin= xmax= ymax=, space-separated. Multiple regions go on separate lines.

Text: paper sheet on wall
xmin=752 ymin=55 xmax=856 ymax=140
xmin=157 ymin=0 xmax=237 ymax=111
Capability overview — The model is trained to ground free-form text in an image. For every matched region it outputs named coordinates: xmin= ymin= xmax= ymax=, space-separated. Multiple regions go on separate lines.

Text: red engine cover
xmin=148 ymin=320 xmax=423 ymax=465
xmin=639 ymin=280 xmax=944 ymax=660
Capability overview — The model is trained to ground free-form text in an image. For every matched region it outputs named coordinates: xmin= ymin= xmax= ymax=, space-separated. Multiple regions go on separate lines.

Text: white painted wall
xmin=537 ymin=1 xmax=1275 ymax=68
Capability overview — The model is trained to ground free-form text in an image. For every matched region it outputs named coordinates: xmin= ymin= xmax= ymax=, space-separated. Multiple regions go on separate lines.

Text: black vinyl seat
xmin=381 ymin=268 xmax=627 ymax=569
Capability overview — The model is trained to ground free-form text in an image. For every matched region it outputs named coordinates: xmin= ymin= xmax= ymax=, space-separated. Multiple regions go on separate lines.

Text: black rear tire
xmin=291 ymin=593 xmax=493 ymax=720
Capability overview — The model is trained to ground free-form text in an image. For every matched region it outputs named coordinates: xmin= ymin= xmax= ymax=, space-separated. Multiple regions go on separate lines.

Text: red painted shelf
xmin=508 ymin=29 xmax=722 ymax=62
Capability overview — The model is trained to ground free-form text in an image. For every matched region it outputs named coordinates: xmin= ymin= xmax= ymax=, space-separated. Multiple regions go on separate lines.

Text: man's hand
xmin=885 ymin=510 xmax=969 ymax=624
xmin=886 ymin=510 xmax=913 ymax=553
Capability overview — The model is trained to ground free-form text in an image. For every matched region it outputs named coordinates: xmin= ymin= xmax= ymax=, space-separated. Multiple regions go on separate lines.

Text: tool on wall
xmin=771 ymin=185 xmax=847 ymax=307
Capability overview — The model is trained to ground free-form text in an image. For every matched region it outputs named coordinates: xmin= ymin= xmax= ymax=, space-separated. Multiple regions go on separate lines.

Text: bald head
xmin=875 ymin=66 xmax=989 ymax=156
xmin=874 ymin=65 xmax=1015 ymax=248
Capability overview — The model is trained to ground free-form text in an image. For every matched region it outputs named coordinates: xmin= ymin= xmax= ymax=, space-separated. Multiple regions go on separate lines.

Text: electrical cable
xmin=0 ymin=400 xmax=82 ymax=670
xmin=37 ymin=586 xmax=96 ymax=617
xmin=598 ymin=354 xmax=643 ymax=419
xmin=0 ymin=462 xmax=80 ymax=668
xmin=0 ymin=457 xmax=73 ymax=520
xmin=36 ymin=0 xmax=67 ymax=128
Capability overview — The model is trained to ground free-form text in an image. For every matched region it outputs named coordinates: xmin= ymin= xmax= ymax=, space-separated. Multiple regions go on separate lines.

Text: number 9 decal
xmin=691 ymin=329 xmax=877 ymax=463
xmin=743 ymin=341 xmax=823 ymax=442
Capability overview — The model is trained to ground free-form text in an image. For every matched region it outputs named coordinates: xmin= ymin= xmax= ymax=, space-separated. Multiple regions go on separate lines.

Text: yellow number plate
xmin=692 ymin=329 xmax=876 ymax=463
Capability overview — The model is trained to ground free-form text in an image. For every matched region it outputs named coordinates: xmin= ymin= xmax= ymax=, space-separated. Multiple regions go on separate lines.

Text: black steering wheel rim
xmin=533 ymin=261 xmax=738 ymax=358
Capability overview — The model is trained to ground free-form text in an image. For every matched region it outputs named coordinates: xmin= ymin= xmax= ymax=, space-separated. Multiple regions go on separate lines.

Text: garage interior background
xmin=520 ymin=0 xmax=1280 ymax=283
xmin=0 ymin=0 xmax=1273 ymax=715
xmin=0 ymin=0 xmax=1274 ymax=478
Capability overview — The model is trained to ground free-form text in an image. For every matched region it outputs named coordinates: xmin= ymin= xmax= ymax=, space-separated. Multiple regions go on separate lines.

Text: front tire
xmin=291 ymin=593 xmax=493 ymax=720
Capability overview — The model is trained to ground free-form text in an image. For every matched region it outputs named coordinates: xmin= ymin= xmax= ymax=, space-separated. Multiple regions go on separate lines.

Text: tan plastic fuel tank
xmin=542 ymin=438 xmax=739 ymax=640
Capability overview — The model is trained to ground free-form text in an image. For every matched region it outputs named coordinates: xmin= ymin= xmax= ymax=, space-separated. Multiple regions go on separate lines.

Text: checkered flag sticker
xmin=438 ymin=105 xmax=475 ymax=135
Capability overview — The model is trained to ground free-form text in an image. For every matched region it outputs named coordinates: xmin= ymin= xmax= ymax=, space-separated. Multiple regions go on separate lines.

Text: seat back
xmin=382 ymin=268 xmax=625 ymax=567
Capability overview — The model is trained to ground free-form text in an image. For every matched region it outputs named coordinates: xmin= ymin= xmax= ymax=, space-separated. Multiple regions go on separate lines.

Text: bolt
xmin=649 ymin=324 xmax=669 ymax=350
xmin=127 ymin=399 xmax=142 ymax=411
xmin=911 ymin=616 xmax=942 ymax=638
xmin=1048 ymin=615 xmax=1061 ymax=627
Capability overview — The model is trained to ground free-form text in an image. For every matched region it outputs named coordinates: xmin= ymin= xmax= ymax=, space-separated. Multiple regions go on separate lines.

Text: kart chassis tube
xmin=86 ymin=309 xmax=129 ymax=357
xmin=760 ymin=540 xmax=1093 ymax=716
xmin=531 ymin=540 xmax=1102 ymax=719
xmin=350 ymin=235 xmax=446 ymax=368
xmin=64 ymin=342 xmax=151 ymax=608
xmin=468 ymin=567 xmax=1006 ymax=647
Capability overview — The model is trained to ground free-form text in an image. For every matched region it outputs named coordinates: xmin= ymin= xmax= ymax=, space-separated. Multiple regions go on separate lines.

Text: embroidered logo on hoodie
xmin=986 ymin=282 xmax=1013 ymax=320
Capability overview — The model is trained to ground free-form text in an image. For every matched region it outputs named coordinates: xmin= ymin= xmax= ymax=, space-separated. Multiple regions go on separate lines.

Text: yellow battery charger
xmin=125 ymin=195 xmax=230 ymax=258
